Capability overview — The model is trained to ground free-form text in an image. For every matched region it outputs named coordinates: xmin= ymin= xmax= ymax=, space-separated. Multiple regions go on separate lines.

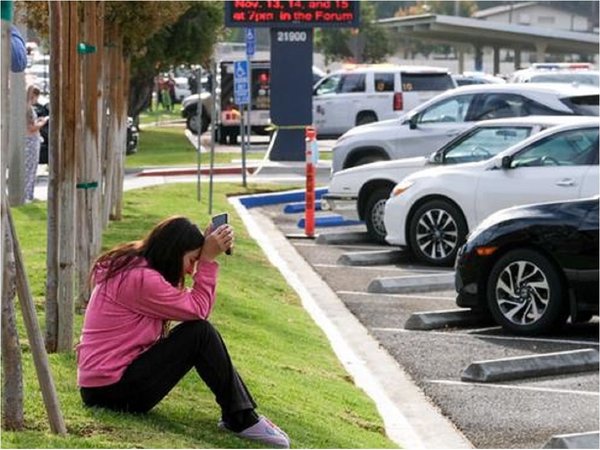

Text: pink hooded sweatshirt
xmin=76 ymin=258 xmax=218 ymax=387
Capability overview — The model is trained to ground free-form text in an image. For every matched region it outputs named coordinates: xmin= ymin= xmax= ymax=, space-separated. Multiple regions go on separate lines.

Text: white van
xmin=313 ymin=64 xmax=456 ymax=137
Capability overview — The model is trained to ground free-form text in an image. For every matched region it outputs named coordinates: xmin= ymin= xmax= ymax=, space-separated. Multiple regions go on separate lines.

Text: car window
xmin=339 ymin=73 xmax=366 ymax=93
xmin=472 ymin=94 xmax=539 ymax=120
xmin=561 ymin=94 xmax=600 ymax=116
xmin=315 ymin=74 xmax=341 ymax=96
xmin=443 ymin=126 xmax=532 ymax=164
xmin=418 ymin=94 xmax=474 ymax=124
xmin=374 ymin=73 xmax=394 ymax=92
xmin=510 ymin=127 xmax=599 ymax=168
xmin=401 ymin=73 xmax=455 ymax=91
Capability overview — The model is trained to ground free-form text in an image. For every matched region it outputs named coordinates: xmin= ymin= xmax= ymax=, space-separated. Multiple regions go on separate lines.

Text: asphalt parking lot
xmin=257 ymin=204 xmax=599 ymax=449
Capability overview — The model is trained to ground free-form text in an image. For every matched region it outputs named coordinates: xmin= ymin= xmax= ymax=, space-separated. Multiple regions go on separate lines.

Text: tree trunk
xmin=102 ymin=25 xmax=120 ymax=225
xmin=94 ymin=1 xmax=105 ymax=250
xmin=45 ymin=0 xmax=63 ymax=353
xmin=76 ymin=1 xmax=101 ymax=312
xmin=1 ymin=216 xmax=24 ymax=431
xmin=112 ymin=55 xmax=129 ymax=221
xmin=56 ymin=1 xmax=80 ymax=352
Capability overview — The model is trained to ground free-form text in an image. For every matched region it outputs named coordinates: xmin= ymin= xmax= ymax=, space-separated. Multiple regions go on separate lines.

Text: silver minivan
xmin=313 ymin=64 xmax=455 ymax=137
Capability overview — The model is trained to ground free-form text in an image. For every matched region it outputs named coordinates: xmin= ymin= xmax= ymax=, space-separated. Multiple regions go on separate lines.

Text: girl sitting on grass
xmin=76 ymin=216 xmax=289 ymax=448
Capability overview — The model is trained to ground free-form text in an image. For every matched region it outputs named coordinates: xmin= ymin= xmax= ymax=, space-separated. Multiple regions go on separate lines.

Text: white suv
xmin=330 ymin=83 xmax=600 ymax=173
xmin=313 ymin=64 xmax=455 ymax=137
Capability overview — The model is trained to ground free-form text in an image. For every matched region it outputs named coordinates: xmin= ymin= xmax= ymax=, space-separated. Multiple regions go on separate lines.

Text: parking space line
xmin=336 ymin=290 xmax=456 ymax=301
xmin=426 ymin=379 xmax=600 ymax=397
xmin=372 ymin=327 xmax=600 ymax=347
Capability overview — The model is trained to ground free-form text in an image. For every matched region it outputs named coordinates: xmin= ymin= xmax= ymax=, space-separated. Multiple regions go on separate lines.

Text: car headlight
xmin=391 ymin=180 xmax=414 ymax=197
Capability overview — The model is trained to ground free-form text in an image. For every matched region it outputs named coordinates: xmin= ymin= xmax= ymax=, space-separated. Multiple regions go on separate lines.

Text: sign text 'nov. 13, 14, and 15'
xmin=225 ymin=1 xmax=360 ymax=28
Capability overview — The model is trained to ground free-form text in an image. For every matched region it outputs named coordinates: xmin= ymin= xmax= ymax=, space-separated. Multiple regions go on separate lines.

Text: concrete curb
xmin=461 ymin=349 xmax=600 ymax=382
xmin=404 ymin=309 xmax=494 ymax=331
xmin=368 ymin=273 xmax=455 ymax=294
xmin=316 ymin=231 xmax=372 ymax=245
xmin=543 ymin=431 xmax=599 ymax=449
xmin=136 ymin=165 xmax=257 ymax=177
xmin=231 ymin=197 xmax=472 ymax=449
xmin=297 ymin=215 xmax=363 ymax=228
xmin=337 ymin=249 xmax=407 ymax=266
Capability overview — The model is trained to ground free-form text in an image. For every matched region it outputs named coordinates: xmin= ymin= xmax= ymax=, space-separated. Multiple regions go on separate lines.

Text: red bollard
xmin=305 ymin=126 xmax=317 ymax=238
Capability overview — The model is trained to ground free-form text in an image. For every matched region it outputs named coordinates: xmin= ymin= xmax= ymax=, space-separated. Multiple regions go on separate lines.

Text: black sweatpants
xmin=80 ymin=320 xmax=257 ymax=415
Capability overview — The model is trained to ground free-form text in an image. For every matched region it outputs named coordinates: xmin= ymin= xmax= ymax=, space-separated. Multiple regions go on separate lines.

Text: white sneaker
xmin=219 ymin=415 xmax=290 ymax=448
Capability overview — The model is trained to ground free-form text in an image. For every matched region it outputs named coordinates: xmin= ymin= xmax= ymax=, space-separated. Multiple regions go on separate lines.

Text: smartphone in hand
xmin=211 ymin=213 xmax=232 ymax=255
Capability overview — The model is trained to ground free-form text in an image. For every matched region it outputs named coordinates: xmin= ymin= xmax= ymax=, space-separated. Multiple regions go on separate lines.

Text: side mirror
xmin=430 ymin=151 xmax=443 ymax=164
xmin=409 ymin=116 xmax=418 ymax=130
xmin=501 ymin=155 xmax=512 ymax=169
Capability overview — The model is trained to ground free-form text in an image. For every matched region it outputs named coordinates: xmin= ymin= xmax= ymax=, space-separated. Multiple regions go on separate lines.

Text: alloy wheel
xmin=415 ymin=208 xmax=459 ymax=260
xmin=494 ymin=260 xmax=550 ymax=326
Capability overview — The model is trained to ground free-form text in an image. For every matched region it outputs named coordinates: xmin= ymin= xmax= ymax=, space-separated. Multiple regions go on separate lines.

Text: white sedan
xmin=324 ymin=116 xmax=581 ymax=243
xmin=383 ymin=118 xmax=599 ymax=266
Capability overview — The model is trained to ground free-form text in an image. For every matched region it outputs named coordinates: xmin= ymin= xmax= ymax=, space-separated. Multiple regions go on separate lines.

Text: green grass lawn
xmin=2 ymin=183 xmax=397 ymax=449
xmin=138 ymin=103 xmax=183 ymax=125
xmin=125 ymin=127 xmax=262 ymax=169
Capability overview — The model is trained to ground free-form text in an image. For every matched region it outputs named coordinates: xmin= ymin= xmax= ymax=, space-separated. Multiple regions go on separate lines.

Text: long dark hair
xmin=93 ymin=216 xmax=205 ymax=288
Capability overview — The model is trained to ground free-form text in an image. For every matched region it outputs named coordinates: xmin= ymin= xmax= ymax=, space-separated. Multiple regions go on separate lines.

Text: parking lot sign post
xmin=234 ymin=60 xmax=249 ymax=186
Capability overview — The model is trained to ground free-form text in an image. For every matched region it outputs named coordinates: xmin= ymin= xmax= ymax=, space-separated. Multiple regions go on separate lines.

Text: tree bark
xmin=56 ymin=1 xmax=79 ymax=352
xmin=45 ymin=0 xmax=63 ymax=353
xmin=76 ymin=1 xmax=101 ymax=312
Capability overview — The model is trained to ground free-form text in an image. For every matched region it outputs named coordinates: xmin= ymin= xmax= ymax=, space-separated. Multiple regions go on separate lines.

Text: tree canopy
xmin=315 ymin=1 xmax=393 ymax=65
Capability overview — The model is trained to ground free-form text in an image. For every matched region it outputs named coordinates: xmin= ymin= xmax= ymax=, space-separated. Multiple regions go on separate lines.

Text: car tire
xmin=364 ymin=188 xmax=392 ymax=244
xmin=486 ymin=249 xmax=568 ymax=335
xmin=186 ymin=108 xmax=210 ymax=135
xmin=356 ymin=112 xmax=377 ymax=126
xmin=186 ymin=113 xmax=199 ymax=134
xmin=408 ymin=199 xmax=467 ymax=266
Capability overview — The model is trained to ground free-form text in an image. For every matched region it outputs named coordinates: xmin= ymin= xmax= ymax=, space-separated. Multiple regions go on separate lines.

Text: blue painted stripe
xmin=297 ymin=215 xmax=363 ymax=228
xmin=238 ymin=187 xmax=328 ymax=208
xmin=283 ymin=201 xmax=323 ymax=214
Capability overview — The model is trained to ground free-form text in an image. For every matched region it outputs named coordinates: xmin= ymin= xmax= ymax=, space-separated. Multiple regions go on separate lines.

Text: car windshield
xmin=441 ymin=126 xmax=532 ymax=164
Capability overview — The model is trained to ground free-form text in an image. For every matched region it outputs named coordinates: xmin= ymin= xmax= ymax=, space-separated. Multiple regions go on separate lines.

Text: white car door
xmin=389 ymin=94 xmax=475 ymax=160
xmin=313 ymin=74 xmax=341 ymax=135
xmin=475 ymin=126 xmax=599 ymax=224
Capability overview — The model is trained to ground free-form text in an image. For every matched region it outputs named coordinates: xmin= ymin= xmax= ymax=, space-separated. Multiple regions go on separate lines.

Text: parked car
xmin=510 ymin=63 xmax=599 ymax=86
xmin=453 ymin=71 xmax=506 ymax=86
xmin=455 ymin=196 xmax=599 ymax=335
xmin=383 ymin=118 xmax=599 ymax=266
xmin=313 ymin=64 xmax=456 ymax=137
xmin=324 ymin=116 xmax=579 ymax=243
xmin=330 ymin=83 xmax=599 ymax=174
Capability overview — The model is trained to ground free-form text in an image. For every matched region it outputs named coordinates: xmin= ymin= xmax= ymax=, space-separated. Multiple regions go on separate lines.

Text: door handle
xmin=555 ymin=178 xmax=576 ymax=187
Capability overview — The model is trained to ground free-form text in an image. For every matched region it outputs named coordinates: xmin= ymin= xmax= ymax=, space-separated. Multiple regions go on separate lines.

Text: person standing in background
xmin=24 ymin=84 xmax=47 ymax=202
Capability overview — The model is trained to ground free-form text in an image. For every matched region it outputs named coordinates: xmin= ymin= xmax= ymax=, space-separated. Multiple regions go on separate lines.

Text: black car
xmin=455 ymin=197 xmax=599 ymax=335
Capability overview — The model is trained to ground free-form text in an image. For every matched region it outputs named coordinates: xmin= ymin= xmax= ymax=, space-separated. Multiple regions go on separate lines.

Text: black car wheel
xmin=408 ymin=200 xmax=466 ymax=266
xmin=186 ymin=110 xmax=209 ymax=135
xmin=486 ymin=249 xmax=568 ymax=335
xmin=364 ymin=188 xmax=391 ymax=244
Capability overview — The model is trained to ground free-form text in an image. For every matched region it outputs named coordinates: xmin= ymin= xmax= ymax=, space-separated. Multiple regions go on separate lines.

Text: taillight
xmin=393 ymin=92 xmax=403 ymax=111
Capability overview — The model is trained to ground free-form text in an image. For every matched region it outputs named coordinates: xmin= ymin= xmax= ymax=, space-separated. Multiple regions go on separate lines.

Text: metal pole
xmin=208 ymin=63 xmax=216 ymax=215
xmin=239 ymin=103 xmax=244 ymax=186
xmin=196 ymin=67 xmax=202 ymax=202
xmin=243 ymin=59 xmax=251 ymax=188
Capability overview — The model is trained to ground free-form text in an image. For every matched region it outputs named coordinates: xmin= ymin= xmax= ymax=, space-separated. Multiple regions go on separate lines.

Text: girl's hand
xmin=200 ymin=225 xmax=234 ymax=262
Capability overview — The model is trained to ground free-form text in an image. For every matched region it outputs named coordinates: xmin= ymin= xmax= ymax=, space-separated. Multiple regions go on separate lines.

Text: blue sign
xmin=245 ymin=28 xmax=255 ymax=57
xmin=233 ymin=60 xmax=249 ymax=105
